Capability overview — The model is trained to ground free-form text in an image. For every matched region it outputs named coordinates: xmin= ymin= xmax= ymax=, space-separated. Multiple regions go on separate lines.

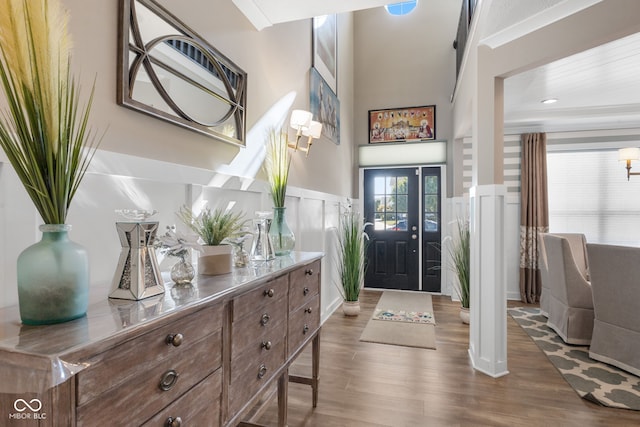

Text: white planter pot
xmin=460 ymin=307 xmax=470 ymax=324
xmin=342 ymin=300 xmax=360 ymax=316
xmin=198 ymin=245 xmax=233 ymax=275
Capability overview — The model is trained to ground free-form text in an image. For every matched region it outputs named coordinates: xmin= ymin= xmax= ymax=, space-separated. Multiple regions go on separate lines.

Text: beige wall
xmin=62 ymin=0 xmax=356 ymax=198
xmin=353 ymin=0 xmax=458 ymax=195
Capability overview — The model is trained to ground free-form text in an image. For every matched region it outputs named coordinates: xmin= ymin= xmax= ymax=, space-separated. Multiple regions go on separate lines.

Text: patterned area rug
xmin=372 ymin=308 xmax=435 ymax=324
xmin=509 ymin=307 xmax=640 ymax=410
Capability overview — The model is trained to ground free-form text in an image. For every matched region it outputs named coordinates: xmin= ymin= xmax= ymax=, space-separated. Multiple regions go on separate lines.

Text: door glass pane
xmin=425 ymin=213 xmax=438 ymax=232
xmin=423 ymin=171 xmax=439 ymax=232
xmin=425 ymin=195 xmax=438 ymax=212
xmin=374 ymin=176 xmax=385 ymax=194
xmin=394 ymin=213 xmax=408 ymax=231
xmin=396 ymin=176 xmax=408 ymax=194
xmin=385 ymin=213 xmax=396 ymax=229
xmin=374 ymin=196 xmax=385 ymax=212
xmin=396 ymin=195 xmax=408 ymax=212
xmin=374 ymin=212 xmax=385 ymax=230
xmin=386 ymin=177 xmax=396 ymax=194
xmin=425 ymin=176 xmax=438 ymax=193
xmin=386 ymin=195 xmax=396 ymax=211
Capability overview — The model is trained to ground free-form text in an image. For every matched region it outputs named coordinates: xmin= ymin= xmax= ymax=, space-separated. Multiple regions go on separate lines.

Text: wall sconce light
xmin=298 ymin=120 xmax=322 ymax=157
xmin=287 ymin=109 xmax=322 ymax=156
xmin=618 ymin=147 xmax=640 ymax=180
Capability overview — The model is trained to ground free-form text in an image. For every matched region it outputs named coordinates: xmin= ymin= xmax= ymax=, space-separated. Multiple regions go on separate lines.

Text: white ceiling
xmin=504 ymin=31 xmax=640 ymax=133
xmin=231 ymin=0 xmax=391 ymax=30
xmin=233 ymin=0 xmax=640 ymax=135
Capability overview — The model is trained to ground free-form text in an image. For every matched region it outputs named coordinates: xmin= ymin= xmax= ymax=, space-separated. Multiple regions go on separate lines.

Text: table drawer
xmin=76 ymin=330 xmax=221 ymax=426
xmin=229 ymin=336 xmax=285 ymax=415
xmin=77 ymin=304 xmax=223 ymax=406
xmin=233 ymin=274 xmax=288 ymax=322
xmin=288 ymin=294 xmax=320 ymax=357
xmin=289 ymin=260 xmax=320 ymax=312
xmin=231 ymin=297 xmax=287 ymax=359
xmin=141 ymin=368 xmax=222 ymax=427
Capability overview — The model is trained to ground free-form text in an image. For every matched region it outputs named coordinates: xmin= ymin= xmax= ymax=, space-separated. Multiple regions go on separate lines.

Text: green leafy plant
xmin=264 ymin=128 xmax=291 ymax=208
xmin=336 ymin=211 xmax=370 ymax=302
xmin=449 ymin=219 xmax=470 ymax=309
xmin=177 ymin=205 xmax=247 ymax=246
xmin=0 ymin=0 xmax=100 ymax=225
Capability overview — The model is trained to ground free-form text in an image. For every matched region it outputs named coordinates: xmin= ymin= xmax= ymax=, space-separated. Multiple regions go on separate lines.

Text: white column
xmin=469 ymin=184 xmax=508 ymax=377
xmin=468 ymin=43 xmax=508 ymax=377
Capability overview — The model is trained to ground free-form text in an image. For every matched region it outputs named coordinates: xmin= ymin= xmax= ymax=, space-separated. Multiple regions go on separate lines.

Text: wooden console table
xmin=0 ymin=252 xmax=323 ymax=426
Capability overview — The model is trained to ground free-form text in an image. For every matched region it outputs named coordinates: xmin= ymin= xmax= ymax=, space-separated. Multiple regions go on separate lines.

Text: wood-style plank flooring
xmin=257 ymin=290 xmax=640 ymax=426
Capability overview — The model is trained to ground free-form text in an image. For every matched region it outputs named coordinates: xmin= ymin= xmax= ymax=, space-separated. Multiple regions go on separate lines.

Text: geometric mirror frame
xmin=117 ymin=0 xmax=247 ymax=146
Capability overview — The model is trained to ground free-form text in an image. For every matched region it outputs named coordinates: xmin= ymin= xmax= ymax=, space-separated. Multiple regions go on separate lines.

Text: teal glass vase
xmin=269 ymin=207 xmax=295 ymax=256
xmin=17 ymin=224 xmax=89 ymax=325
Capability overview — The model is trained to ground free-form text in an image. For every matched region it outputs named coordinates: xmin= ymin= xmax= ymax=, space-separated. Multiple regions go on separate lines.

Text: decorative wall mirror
xmin=118 ymin=0 xmax=247 ymax=146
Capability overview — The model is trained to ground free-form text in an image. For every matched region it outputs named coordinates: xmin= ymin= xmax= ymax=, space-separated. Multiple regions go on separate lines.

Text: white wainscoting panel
xmin=0 ymin=150 xmax=350 ymax=324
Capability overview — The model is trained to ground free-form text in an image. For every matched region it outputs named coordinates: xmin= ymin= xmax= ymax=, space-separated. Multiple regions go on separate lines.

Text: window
xmin=373 ymin=175 xmax=408 ymax=230
xmin=547 ymin=149 xmax=640 ymax=245
xmin=424 ymin=175 xmax=439 ymax=232
xmin=385 ymin=1 xmax=418 ymax=16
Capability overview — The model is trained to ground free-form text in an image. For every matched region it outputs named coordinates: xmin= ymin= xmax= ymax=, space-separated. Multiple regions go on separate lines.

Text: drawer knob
xmin=303 ymin=287 xmax=310 ymax=296
xmin=165 ymin=333 xmax=183 ymax=347
xmin=305 ymin=307 xmax=313 ymax=314
xmin=258 ymin=364 xmax=268 ymax=379
xmin=264 ymin=288 xmax=275 ymax=298
xmin=261 ymin=340 xmax=272 ymax=350
xmin=260 ymin=313 xmax=270 ymax=326
xmin=165 ymin=416 xmax=182 ymax=427
xmin=303 ymin=324 xmax=309 ymax=334
xmin=305 ymin=269 xmax=313 ymax=276
xmin=159 ymin=370 xmax=180 ymax=391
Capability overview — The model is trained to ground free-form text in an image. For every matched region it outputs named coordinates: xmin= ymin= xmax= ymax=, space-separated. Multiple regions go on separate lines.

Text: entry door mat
xmin=509 ymin=307 xmax=640 ymax=410
xmin=372 ymin=308 xmax=435 ymax=324
xmin=360 ymin=291 xmax=436 ymax=349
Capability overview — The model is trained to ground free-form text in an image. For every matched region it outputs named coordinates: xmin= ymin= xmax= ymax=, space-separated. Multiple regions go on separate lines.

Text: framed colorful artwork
xmin=368 ymin=105 xmax=436 ymax=144
xmin=312 ymin=14 xmax=337 ymax=94
xmin=310 ymin=67 xmax=340 ymax=145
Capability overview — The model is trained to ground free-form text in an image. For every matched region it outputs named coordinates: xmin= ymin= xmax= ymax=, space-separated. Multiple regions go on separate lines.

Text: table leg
xmin=278 ymin=369 xmax=288 ymax=427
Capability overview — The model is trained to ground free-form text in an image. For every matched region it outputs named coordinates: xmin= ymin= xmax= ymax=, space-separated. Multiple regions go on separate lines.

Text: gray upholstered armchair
xmin=543 ymin=234 xmax=594 ymax=344
xmin=587 ymin=243 xmax=640 ymax=376
xmin=539 ymin=233 xmax=590 ymax=318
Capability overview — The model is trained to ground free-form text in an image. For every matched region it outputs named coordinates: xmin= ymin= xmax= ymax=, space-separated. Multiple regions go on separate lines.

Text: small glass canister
xmin=250 ymin=211 xmax=275 ymax=261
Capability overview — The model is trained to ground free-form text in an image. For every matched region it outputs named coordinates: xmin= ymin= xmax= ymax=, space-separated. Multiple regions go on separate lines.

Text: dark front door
xmin=363 ymin=168 xmax=420 ymax=290
xmin=422 ymin=167 xmax=442 ymax=292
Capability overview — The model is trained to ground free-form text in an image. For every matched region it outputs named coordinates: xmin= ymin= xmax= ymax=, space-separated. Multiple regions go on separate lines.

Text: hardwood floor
xmin=257 ymin=290 xmax=640 ymax=426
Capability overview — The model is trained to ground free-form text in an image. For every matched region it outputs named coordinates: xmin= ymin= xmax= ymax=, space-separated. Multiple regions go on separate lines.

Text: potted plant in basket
xmin=264 ymin=128 xmax=295 ymax=255
xmin=336 ymin=211 xmax=370 ymax=316
xmin=449 ymin=219 xmax=470 ymax=323
xmin=0 ymin=0 xmax=101 ymax=325
xmin=177 ymin=205 xmax=247 ymax=275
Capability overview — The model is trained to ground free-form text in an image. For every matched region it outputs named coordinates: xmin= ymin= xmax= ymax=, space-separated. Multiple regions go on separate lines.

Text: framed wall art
xmin=312 ymin=14 xmax=337 ymax=94
xmin=310 ymin=67 xmax=340 ymax=145
xmin=368 ymin=105 xmax=436 ymax=144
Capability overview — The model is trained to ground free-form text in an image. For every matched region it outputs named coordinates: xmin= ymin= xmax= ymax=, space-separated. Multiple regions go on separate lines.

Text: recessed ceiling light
xmin=541 ymin=98 xmax=558 ymax=104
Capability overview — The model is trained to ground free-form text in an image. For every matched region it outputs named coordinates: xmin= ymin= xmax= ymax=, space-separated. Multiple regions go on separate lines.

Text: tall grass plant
xmin=264 ymin=128 xmax=290 ymax=208
xmin=336 ymin=211 xmax=370 ymax=302
xmin=449 ymin=219 xmax=470 ymax=308
xmin=0 ymin=0 xmax=100 ymax=224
